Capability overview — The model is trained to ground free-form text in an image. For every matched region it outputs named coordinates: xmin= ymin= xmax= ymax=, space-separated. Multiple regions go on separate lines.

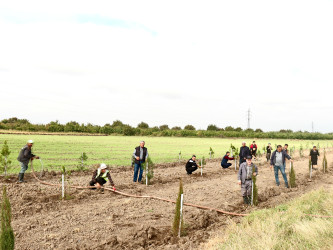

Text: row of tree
xmin=1 ymin=117 xmax=332 ymax=140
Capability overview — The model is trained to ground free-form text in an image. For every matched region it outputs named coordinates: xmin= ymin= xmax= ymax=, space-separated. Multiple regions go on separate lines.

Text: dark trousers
xmin=133 ymin=161 xmax=144 ymax=182
xmin=222 ymin=163 xmax=232 ymax=169
xmin=90 ymin=177 xmax=106 ymax=186
xmin=186 ymin=166 xmax=198 ymax=174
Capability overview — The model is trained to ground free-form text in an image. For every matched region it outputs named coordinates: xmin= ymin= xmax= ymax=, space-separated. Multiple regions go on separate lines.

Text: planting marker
xmin=178 ymin=193 xmax=184 ymax=237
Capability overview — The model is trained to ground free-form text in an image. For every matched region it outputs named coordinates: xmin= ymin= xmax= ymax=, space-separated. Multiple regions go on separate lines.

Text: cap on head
xmin=100 ymin=163 xmax=107 ymax=170
xmin=27 ymin=140 xmax=34 ymax=144
xmin=246 ymin=155 xmax=252 ymax=160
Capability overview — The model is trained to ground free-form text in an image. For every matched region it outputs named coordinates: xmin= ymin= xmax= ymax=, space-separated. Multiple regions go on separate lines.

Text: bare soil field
xmin=3 ymin=151 xmax=333 ymax=250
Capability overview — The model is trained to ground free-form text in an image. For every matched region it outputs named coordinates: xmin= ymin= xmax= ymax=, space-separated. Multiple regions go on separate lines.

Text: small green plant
xmin=289 ymin=162 xmax=296 ymax=188
xmin=178 ymin=151 xmax=182 ymax=162
xmin=322 ymin=149 xmax=328 ymax=173
xmin=230 ymin=144 xmax=239 ymax=159
xmin=172 ymin=179 xmax=184 ymax=237
xmin=299 ymin=145 xmax=304 ymax=157
xmin=143 ymin=157 xmax=155 ymax=185
xmin=252 ymin=165 xmax=258 ymax=206
xmin=199 ymin=156 xmax=206 ymax=167
xmin=61 ymin=166 xmax=73 ymax=200
xmin=77 ymin=152 xmax=88 ymax=171
xmin=257 ymin=149 xmax=262 ymax=158
xmin=262 ymin=146 xmax=266 ymax=153
xmin=131 ymin=155 xmax=135 ymax=167
xmin=0 ymin=141 xmax=12 ymax=177
xmin=209 ymin=147 xmax=215 ymax=159
xmin=0 ymin=186 xmax=15 ymax=250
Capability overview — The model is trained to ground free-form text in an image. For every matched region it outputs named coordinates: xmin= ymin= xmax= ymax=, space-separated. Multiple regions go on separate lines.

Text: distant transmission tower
xmin=247 ymin=108 xmax=251 ymax=129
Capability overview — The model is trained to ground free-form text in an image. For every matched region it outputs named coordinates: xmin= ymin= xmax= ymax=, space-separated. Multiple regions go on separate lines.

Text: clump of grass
xmin=208 ymin=189 xmax=333 ymax=250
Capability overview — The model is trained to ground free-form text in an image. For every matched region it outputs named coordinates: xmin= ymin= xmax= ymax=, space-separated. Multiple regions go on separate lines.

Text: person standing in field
xmin=309 ymin=146 xmax=320 ymax=170
xmin=17 ymin=140 xmax=39 ymax=183
xmin=221 ymin=151 xmax=235 ymax=169
xmin=239 ymin=142 xmax=251 ymax=166
xmin=89 ymin=163 xmax=116 ymax=193
xmin=185 ymin=155 xmax=202 ymax=175
xmin=250 ymin=141 xmax=258 ymax=159
xmin=270 ymin=145 xmax=293 ymax=188
xmin=282 ymin=144 xmax=289 ymax=169
xmin=238 ymin=155 xmax=258 ymax=204
xmin=133 ymin=141 xmax=148 ymax=183
xmin=266 ymin=143 xmax=272 ymax=162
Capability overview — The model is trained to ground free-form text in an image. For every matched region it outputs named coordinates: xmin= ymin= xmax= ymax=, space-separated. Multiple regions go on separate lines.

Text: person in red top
xmin=221 ymin=151 xmax=235 ymax=168
xmin=250 ymin=141 xmax=258 ymax=159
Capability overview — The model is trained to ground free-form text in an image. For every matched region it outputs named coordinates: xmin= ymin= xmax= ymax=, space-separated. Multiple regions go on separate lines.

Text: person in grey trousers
xmin=270 ymin=145 xmax=293 ymax=188
xmin=17 ymin=140 xmax=39 ymax=183
xmin=133 ymin=141 xmax=148 ymax=183
xmin=238 ymin=155 xmax=258 ymax=204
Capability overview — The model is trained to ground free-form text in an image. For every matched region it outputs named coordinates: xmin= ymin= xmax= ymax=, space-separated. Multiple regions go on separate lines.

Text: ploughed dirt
xmin=3 ymin=149 xmax=333 ymax=250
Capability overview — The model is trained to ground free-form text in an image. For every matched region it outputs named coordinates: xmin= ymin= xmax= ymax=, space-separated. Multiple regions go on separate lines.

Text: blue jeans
xmin=19 ymin=162 xmax=28 ymax=174
xmin=274 ymin=165 xmax=288 ymax=187
xmin=133 ymin=161 xmax=144 ymax=182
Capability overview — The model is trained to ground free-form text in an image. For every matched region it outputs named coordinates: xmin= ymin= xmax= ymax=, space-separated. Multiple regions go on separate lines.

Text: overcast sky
xmin=0 ymin=1 xmax=332 ymax=132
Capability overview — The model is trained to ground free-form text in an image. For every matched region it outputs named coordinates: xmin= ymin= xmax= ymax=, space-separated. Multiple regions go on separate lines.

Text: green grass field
xmin=0 ymin=134 xmax=332 ymax=173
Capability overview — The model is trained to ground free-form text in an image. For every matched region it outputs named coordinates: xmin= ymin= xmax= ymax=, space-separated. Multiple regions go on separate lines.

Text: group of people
xmin=16 ymin=139 xmax=322 ymax=204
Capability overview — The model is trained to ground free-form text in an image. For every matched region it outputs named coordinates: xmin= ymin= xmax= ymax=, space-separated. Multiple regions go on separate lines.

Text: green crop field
xmin=0 ymin=134 xmax=332 ymax=173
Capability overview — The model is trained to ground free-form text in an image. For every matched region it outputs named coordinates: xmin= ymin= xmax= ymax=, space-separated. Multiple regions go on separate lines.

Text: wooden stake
xmin=251 ymin=179 xmax=254 ymax=206
xmin=210 ymin=151 xmax=212 ymax=160
xmin=201 ymin=159 xmax=203 ymax=176
xmin=146 ymin=162 xmax=148 ymax=186
xmin=39 ymin=158 xmax=44 ymax=178
xmin=289 ymin=161 xmax=291 ymax=172
xmin=178 ymin=193 xmax=184 ymax=237
xmin=62 ymin=174 xmax=65 ymax=199
xmin=310 ymin=163 xmax=313 ymax=179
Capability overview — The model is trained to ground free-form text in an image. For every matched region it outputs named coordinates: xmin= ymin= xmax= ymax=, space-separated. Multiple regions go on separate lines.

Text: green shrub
xmin=209 ymin=147 xmax=215 ymax=159
xmin=77 ymin=152 xmax=88 ymax=171
xmin=322 ymin=149 xmax=328 ymax=172
xmin=252 ymin=165 xmax=258 ymax=206
xmin=143 ymin=157 xmax=155 ymax=185
xmin=0 ymin=186 xmax=14 ymax=250
xmin=289 ymin=162 xmax=296 ymax=188
xmin=0 ymin=141 xmax=11 ymax=177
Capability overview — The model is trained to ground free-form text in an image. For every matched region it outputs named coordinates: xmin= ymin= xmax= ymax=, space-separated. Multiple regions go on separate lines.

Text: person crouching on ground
xmin=90 ymin=163 xmax=116 ymax=192
xmin=221 ymin=151 xmax=235 ymax=169
xmin=270 ymin=145 xmax=292 ymax=188
xmin=186 ymin=155 xmax=202 ymax=175
xmin=238 ymin=155 xmax=258 ymax=204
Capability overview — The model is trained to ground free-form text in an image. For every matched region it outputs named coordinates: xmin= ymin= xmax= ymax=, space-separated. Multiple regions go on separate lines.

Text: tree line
xmin=0 ymin=117 xmax=332 ymax=140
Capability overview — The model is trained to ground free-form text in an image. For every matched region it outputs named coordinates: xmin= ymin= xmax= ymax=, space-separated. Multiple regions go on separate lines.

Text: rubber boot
xmin=17 ymin=173 xmax=24 ymax=183
xmin=247 ymin=196 xmax=252 ymax=205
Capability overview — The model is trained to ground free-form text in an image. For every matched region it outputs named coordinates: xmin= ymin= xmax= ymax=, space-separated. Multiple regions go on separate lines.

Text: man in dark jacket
xmin=266 ymin=143 xmax=272 ymax=162
xmin=270 ymin=145 xmax=293 ymax=188
xmin=239 ymin=142 xmax=251 ymax=165
xmin=221 ymin=151 xmax=234 ymax=168
xmin=238 ymin=155 xmax=258 ymax=204
xmin=185 ymin=155 xmax=202 ymax=175
xmin=90 ymin=163 xmax=116 ymax=192
xmin=133 ymin=141 xmax=148 ymax=183
xmin=17 ymin=140 xmax=39 ymax=183
xmin=309 ymin=146 xmax=320 ymax=170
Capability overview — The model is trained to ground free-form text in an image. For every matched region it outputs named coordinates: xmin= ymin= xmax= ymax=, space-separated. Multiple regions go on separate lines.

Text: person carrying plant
xmin=17 ymin=140 xmax=40 ymax=183
xmin=221 ymin=151 xmax=234 ymax=169
xmin=239 ymin=142 xmax=251 ymax=166
xmin=270 ymin=145 xmax=293 ymax=188
xmin=266 ymin=143 xmax=272 ymax=162
xmin=238 ymin=155 xmax=258 ymax=204
xmin=133 ymin=141 xmax=149 ymax=183
xmin=89 ymin=163 xmax=116 ymax=192
xmin=309 ymin=146 xmax=320 ymax=170
xmin=250 ymin=141 xmax=258 ymax=159
xmin=185 ymin=155 xmax=202 ymax=175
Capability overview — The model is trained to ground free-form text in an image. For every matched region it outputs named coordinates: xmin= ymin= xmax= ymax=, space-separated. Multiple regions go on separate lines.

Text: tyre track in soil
xmin=4 ymin=150 xmax=333 ymax=250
